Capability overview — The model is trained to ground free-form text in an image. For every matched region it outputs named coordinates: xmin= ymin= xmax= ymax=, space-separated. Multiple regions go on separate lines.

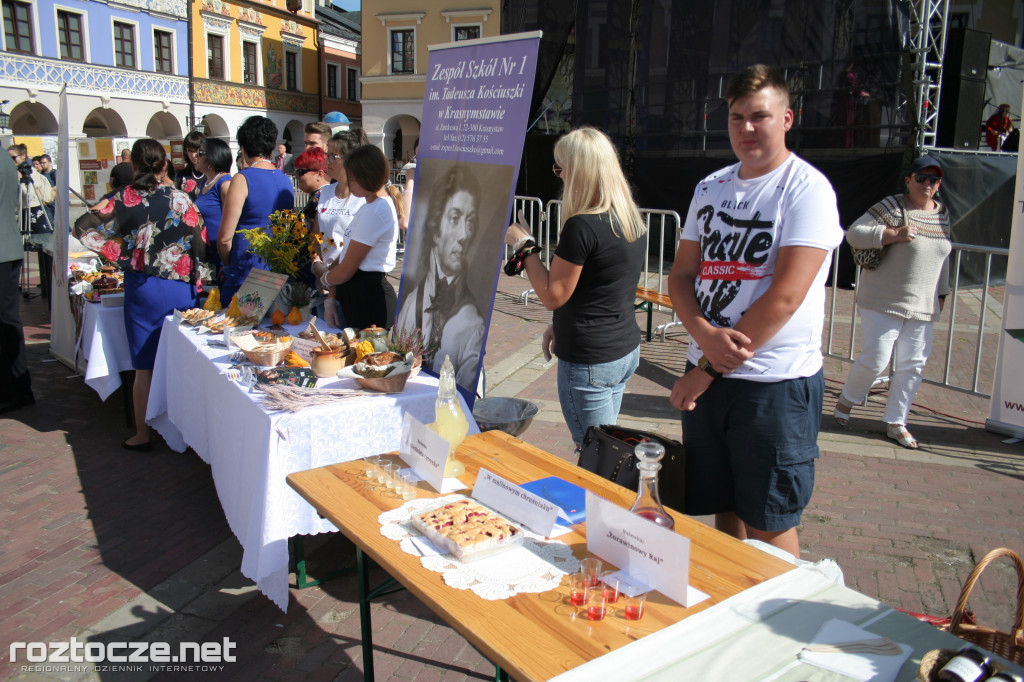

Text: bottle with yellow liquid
xmin=428 ymin=356 xmax=468 ymax=477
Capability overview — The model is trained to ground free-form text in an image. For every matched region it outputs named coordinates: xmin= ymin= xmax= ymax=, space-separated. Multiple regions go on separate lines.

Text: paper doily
xmin=379 ymin=494 xmax=579 ymax=600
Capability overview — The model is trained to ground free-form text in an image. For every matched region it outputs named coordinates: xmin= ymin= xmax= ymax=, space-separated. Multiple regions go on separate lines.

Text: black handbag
xmin=578 ymin=425 xmax=685 ymax=512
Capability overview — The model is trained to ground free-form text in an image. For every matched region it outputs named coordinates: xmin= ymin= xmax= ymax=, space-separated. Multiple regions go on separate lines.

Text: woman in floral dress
xmin=175 ymin=130 xmax=206 ymax=201
xmin=74 ymin=139 xmax=212 ymax=452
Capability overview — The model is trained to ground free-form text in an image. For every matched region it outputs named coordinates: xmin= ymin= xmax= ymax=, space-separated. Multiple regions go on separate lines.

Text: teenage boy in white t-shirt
xmin=667 ymin=64 xmax=843 ymax=558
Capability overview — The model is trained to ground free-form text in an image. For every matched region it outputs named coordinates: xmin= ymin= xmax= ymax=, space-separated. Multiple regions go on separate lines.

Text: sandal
xmin=886 ymin=424 xmax=918 ymax=450
xmin=833 ymin=397 xmax=854 ymax=427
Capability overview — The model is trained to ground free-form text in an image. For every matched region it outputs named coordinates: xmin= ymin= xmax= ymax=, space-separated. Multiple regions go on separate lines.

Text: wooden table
xmin=287 ymin=430 xmax=795 ymax=681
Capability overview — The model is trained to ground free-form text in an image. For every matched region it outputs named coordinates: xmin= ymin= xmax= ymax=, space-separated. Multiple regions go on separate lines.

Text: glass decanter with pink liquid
xmin=628 ymin=440 xmax=674 ymax=529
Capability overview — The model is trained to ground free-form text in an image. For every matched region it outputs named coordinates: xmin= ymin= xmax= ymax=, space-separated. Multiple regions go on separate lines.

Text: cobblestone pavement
xmin=1 ymin=259 xmax=1021 ymax=681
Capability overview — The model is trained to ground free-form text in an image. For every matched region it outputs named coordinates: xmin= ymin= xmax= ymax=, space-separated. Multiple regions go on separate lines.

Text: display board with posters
xmin=394 ymin=32 xmax=541 ymax=403
xmin=76 ymin=138 xmax=133 ymax=202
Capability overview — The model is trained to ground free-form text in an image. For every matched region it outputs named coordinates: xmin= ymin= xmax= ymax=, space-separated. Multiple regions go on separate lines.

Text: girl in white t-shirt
xmin=315 ymin=134 xmax=366 ymax=327
xmin=311 ymin=145 xmax=403 ymax=330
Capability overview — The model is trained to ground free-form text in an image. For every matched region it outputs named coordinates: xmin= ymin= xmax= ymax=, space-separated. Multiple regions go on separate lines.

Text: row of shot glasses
xmin=363 ymin=455 xmax=417 ymax=501
xmin=569 ymin=558 xmax=647 ymax=621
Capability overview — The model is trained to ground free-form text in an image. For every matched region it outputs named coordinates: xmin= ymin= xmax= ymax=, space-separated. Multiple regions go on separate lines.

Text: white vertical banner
xmin=986 ymin=87 xmax=1024 ymax=437
xmin=48 ymin=83 xmax=77 ymax=369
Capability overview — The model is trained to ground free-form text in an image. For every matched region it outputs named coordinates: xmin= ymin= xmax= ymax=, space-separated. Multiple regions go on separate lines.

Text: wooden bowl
xmin=241 ymin=340 xmax=293 ymax=367
xmin=354 ymin=370 xmax=411 ymax=394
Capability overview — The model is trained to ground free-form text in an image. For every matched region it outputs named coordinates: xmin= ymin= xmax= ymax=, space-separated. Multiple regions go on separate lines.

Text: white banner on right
xmin=986 ymin=88 xmax=1024 ymax=438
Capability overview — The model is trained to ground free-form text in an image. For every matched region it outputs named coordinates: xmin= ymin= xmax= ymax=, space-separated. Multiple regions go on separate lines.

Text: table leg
xmin=357 ymin=547 xmax=375 ymax=682
xmin=634 ymin=299 xmax=653 ymax=342
xmin=291 ymin=535 xmax=354 ymax=589
xmin=355 ymin=548 xmax=403 ymax=681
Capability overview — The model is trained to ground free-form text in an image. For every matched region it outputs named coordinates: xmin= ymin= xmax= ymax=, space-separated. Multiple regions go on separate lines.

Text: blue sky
xmin=332 ymin=0 xmax=359 ymax=10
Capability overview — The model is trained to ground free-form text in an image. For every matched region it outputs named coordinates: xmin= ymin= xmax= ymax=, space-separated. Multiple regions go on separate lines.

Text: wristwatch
xmin=697 ymin=355 xmax=722 ymax=380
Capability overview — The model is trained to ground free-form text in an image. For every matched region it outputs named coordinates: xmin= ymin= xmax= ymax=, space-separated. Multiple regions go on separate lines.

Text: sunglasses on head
xmin=293 ymin=168 xmax=315 ymax=177
xmin=912 ymin=174 xmax=941 ymax=184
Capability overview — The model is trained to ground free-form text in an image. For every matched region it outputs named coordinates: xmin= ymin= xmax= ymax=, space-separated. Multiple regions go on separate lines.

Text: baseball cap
xmin=908 ymin=155 xmax=943 ymax=177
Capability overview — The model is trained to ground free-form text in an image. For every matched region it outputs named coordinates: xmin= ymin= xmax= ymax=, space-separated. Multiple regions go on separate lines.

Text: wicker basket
xmin=942 ymin=547 xmax=1024 ymax=665
xmin=242 ymin=341 xmax=293 ymax=367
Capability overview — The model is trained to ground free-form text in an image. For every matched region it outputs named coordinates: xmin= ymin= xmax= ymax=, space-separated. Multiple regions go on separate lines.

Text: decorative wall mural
xmin=238 ymin=7 xmax=263 ymax=25
xmin=265 ymin=44 xmax=282 ymax=89
xmin=200 ymin=0 xmax=231 ymax=16
xmin=281 ymin=20 xmax=304 ymax=37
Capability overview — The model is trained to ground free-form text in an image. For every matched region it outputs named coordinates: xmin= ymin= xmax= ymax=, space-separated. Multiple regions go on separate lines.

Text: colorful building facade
xmin=360 ymin=0 xmax=500 ymax=161
xmin=0 ymin=0 xmax=191 ymax=187
xmin=316 ymin=2 xmax=361 ymax=130
xmin=191 ymin=0 xmax=320 ymax=148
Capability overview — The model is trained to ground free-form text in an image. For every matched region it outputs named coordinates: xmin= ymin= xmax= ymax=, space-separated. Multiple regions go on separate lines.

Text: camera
xmin=16 ymin=160 xmax=32 ymax=183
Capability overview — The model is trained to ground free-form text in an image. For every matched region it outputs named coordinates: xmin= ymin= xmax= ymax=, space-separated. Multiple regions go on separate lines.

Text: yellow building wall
xmin=362 ymin=2 xmax=500 ymax=102
xmin=193 ymin=0 xmax=318 ymax=98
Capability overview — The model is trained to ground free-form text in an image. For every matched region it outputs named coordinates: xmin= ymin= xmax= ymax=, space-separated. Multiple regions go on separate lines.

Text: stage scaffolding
xmin=905 ymin=0 xmax=951 ymax=152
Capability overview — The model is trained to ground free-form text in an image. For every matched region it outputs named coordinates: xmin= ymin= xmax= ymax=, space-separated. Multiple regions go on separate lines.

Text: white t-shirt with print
xmin=340 ymin=195 xmax=398 ymax=273
xmin=317 ymin=183 xmax=365 ymax=265
xmin=680 ymin=154 xmax=843 ymax=381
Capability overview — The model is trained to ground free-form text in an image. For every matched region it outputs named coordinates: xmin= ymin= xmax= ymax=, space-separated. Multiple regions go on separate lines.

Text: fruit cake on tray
xmin=411 ymin=498 xmax=524 ymax=562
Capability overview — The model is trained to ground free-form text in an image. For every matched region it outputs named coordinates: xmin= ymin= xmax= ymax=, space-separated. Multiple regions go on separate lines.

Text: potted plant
xmin=386 ymin=327 xmax=433 ymax=375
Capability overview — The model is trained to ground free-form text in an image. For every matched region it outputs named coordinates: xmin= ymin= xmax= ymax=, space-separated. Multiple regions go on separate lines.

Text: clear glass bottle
xmin=428 ymin=355 xmax=468 ymax=477
xmin=628 ymin=440 xmax=674 ymax=529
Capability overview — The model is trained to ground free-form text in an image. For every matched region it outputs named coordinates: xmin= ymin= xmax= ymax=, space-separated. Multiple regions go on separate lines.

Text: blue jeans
xmin=557 ymin=345 xmax=640 ymax=446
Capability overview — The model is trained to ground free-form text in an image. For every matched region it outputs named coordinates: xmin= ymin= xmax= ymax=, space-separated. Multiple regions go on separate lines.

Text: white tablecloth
xmin=146 ymin=318 xmax=478 ymax=611
xmin=551 ymin=563 xmax=1022 ymax=682
xmin=77 ymin=301 xmax=132 ymax=401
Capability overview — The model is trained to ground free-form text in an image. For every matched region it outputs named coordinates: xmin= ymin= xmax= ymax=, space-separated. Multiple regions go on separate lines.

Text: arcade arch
xmin=82 ymin=108 xmax=127 ymax=137
xmin=9 ymin=102 xmax=57 ymax=135
xmin=146 ymin=111 xmax=183 ymax=139
xmin=382 ymin=115 xmax=420 ymax=165
xmin=199 ymin=113 xmax=230 ymax=141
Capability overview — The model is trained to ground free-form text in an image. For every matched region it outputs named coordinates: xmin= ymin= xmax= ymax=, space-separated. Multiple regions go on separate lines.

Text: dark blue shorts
xmin=681 ymin=367 xmax=823 ymax=532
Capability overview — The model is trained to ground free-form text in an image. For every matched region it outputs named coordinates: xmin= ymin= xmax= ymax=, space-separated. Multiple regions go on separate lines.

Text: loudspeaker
xmin=945 ymin=28 xmax=992 ymax=80
xmin=937 ymin=77 xmax=986 ymax=149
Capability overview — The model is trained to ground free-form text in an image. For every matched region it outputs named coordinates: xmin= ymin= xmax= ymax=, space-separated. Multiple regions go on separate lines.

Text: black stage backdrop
xmin=506 ymin=1 xmax=1010 ymax=286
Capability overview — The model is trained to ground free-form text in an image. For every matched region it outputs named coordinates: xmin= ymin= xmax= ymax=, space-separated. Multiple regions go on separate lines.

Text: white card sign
xmin=400 ymin=413 xmax=451 ymax=492
xmin=585 ymin=491 xmax=704 ymax=607
xmin=471 ymin=468 xmax=559 ymax=537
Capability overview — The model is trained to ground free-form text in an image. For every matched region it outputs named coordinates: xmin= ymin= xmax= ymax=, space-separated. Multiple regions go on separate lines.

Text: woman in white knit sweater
xmin=833 ymin=156 xmax=952 ymax=449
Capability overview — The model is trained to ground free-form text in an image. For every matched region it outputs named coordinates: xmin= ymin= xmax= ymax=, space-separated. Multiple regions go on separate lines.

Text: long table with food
xmin=288 ymin=432 xmax=1024 ymax=682
xmin=145 ymin=313 xmax=477 ymax=611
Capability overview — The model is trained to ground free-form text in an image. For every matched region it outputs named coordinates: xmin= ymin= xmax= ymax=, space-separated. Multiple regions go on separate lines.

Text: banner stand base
xmin=984 ymin=418 xmax=1024 ymax=440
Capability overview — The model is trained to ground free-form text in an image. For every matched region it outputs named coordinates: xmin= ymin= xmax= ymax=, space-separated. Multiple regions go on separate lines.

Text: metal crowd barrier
xmin=510 ymin=196 xmax=549 ymax=305
xmin=824 ymin=243 xmax=1008 ymax=399
xmin=638 ymin=209 xmax=682 ymax=340
xmin=499 ymin=194 xmax=1004 ymax=400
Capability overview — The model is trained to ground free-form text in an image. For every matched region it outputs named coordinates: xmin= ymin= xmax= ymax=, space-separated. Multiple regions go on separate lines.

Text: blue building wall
xmin=25 ymin=0 xmax=188 ymax=77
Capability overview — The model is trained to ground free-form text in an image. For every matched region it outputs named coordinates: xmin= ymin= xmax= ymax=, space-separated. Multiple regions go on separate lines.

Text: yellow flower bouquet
xmin=239 ymin=210 xmax=320 ymax=277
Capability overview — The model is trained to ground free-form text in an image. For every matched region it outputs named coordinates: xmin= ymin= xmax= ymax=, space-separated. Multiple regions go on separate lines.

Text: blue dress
xmin=194 ymin=174 xmax=230 ymax=284
xmin=220 ymin=167 xmax=294 ymax=302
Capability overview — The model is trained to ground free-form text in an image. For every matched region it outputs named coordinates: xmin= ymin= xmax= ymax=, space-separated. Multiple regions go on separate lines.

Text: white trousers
xmin=840 ymin=308 xmax=934 ymax=426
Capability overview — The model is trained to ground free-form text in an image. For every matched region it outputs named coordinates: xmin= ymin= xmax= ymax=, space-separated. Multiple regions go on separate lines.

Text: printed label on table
xmin=400 ymin=413 xmax=451 ymax=493
xmin=472 ymin=468 xmax=559 ymax=537
xmin=585 ymin=491 xmax=704 ymax=607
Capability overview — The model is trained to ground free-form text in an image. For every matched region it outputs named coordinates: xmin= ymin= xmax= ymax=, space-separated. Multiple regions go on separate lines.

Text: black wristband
xmin=698 ymin=355 xmax=722 ymax=380
xmin=503 ymin=241 xmax=541 ymax=276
